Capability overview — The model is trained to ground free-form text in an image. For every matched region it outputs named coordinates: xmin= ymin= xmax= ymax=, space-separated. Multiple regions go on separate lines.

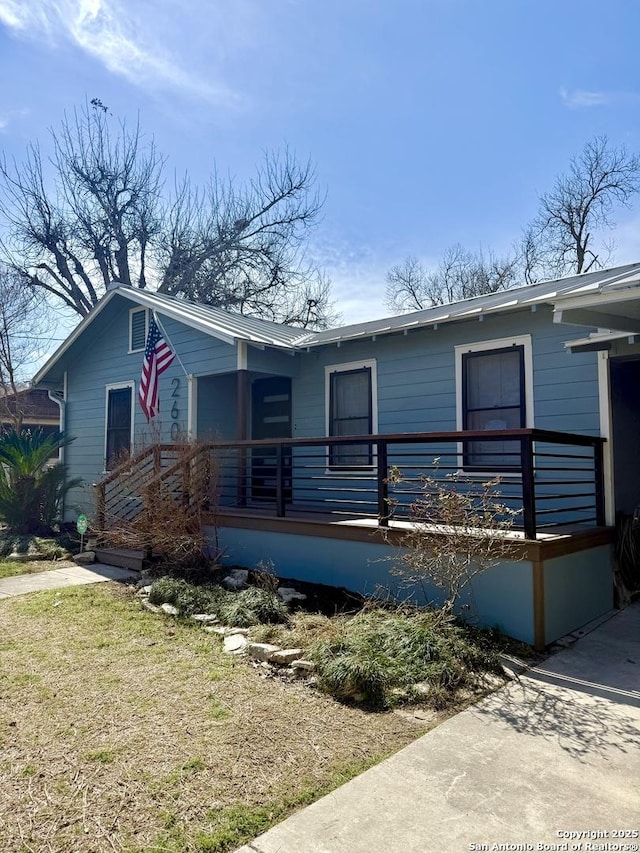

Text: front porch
xmin=95 ymin=428 xmax=614 ymax=650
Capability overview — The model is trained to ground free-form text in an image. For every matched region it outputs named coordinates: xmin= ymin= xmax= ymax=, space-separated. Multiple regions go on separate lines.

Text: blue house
xmin=33 ymin=262 xmax=640 ymax=648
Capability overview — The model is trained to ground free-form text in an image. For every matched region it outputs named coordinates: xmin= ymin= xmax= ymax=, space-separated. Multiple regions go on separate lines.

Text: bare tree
xmin=0 ymin=102 xmax=334 ymax=328
xmin=522 ymin=136 xmax=640 ymax=282
xmin=386 ymin=244 xmax=518 ymax=313
xmin=0 ymin=266 xmax=51 ymax=431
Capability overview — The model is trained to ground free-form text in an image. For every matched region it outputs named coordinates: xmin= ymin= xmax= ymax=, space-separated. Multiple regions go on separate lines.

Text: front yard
xmin=0 ymin=582 xmax=436 ymax=853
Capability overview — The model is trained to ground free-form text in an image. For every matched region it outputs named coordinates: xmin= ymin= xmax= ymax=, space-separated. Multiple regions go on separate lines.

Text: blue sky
xmin=2 ymin=0 xmax=640 ymax=348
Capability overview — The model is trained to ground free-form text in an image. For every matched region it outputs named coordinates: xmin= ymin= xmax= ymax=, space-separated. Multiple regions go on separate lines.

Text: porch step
xmin=94 ymin=548 xmax=147 ymax=572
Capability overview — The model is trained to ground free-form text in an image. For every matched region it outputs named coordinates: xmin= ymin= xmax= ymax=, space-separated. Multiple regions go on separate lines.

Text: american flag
xmin=139 ymin=316 xmax=175 ymax=421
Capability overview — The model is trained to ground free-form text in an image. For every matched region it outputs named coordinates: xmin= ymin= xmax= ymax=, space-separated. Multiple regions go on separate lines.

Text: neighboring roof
xmin=299 ymin=262 xmax=640 ymax=347
xmin=0 ymin=387 xmax=60 ymax=420
xmin=33 ymin=262 xmax=640 ymax=386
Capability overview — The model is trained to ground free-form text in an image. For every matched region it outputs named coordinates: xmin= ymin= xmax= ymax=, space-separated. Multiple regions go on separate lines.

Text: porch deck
xmin=95 ymin=428 xmax=613 ymax=650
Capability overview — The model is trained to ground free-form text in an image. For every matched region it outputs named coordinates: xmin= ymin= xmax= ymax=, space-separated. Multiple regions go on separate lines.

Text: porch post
xmin=521 ymin=433 xmax=537 ymax=540
xmin=236 ymin=341 xmax=249 ymax=507
xmin=187 ymin=374 xmax=197 ymax=440
xmin=236 ymin=370 xmax=249 ymax=440
xmin=377 ymin=439 xmax=389 ymax=527
xmin=593 ymin=440 xmax=606 ymax=527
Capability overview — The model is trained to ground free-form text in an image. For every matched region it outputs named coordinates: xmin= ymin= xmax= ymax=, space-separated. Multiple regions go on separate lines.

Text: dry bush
xmin=97 ymin=440 xmax=218 ymax=567
xmin=387 ymin=466 xmax=521 ymax=619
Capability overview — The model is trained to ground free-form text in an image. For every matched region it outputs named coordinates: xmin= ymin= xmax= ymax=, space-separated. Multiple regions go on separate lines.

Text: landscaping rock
xmin=222 ymin=569 xmax=249 ymax=590
xmin=292 ymin=659 xmax=316 ymax=673
xmin=223 ymin=634 xmax=248 ymax=654
xmin=136 ymin=585 xmax=153 ymax=596
xmin=141 ymin=600 xmax=161 ymax=614
xmin=246 ymin=642 xmax=281 ymax=662
xmin=192 ymin=613 xmax=218 ymax=624
xmin=270 ymin=648 xmax=304 ymax=665
xmin=277 ymin=586 xmax=307 ymax=604
xmin=73 ymin=551 xmax=96 ymax=565
xmin=206 ymin=625 xmax=250 ymax=637
xmin=160 ymin=603 xmax=179 ymax=616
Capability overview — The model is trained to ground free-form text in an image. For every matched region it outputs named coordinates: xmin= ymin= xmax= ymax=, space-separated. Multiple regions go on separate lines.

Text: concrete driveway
xmin=236 ymin=602 xmax=640 ymax=853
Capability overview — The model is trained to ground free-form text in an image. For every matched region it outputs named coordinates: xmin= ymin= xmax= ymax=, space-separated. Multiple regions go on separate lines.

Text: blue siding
xmin=197 ymin=374 xmax=237 ymax=440
xmin=214 ymin=525 xmax=536 ymax=644
xmin=291 ymin=306 xmax=599 ymax=440
xmin=59 ymin=297 xmax=236 ymax=518
xmin=543 ymin=545 xmax=614 ymax=642
xmin=247 ymin=346 xmax=299 ymax=377
xmin=54 ymin=295 xmax=601 ymax=522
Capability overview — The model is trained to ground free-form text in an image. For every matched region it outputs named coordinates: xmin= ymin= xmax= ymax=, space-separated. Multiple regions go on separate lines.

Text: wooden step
xmin=94 ymin=548 xmax=147 ymax=572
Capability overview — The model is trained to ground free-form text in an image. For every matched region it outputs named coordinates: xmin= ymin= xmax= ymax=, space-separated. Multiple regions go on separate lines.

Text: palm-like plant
xmin=0 ymin=429 xmax=80 ymax=534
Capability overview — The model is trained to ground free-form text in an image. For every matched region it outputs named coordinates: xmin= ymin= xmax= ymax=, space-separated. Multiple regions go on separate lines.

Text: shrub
xmin=0 ymin=535 xmax=72 ymax=560
xmin=147 ymin=577 xmax=288 ymax=625
xmin=148 ymin=577 xmax=227 ymax=616
xmin=218 ymin=587 xmax=288 ymax=627
xmin=0 ymin=429 xmax=80 ymax=534
xmin=312 ymin=607 xmax=502 ymax=709
xmin=387 ymin=466 xmax=521 ymax=618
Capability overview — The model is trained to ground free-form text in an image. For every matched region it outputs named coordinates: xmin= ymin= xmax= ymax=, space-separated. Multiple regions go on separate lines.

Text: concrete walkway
xmin=0 ymin=562 xmax=138 ymax=597
xmin=236 ymin=602 xmax=640 ymax=853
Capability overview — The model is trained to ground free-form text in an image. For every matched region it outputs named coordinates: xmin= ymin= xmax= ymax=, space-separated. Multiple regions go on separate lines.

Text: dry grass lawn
xmin=0 ymin=582 xmax=436 ymax=853
xmin=0 ymin=558 xmax=75 ymax=580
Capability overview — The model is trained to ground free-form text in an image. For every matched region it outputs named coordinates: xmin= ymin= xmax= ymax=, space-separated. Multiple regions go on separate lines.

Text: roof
xmin=33 ymin=285 xmax=309 ymax=385
xmin=33 ymin=262 xmax=640 ymax=386
xmin=0 ymin=387 xmax=60 ymax=420
xmin=300 ymin=262 xmax=640 ymax=347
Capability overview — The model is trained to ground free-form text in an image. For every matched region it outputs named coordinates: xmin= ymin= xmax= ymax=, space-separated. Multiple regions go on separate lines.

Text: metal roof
xmin=563 ymin=330 xmax=640 ymax=352
xmin=299 ymin=262 xmax=640 ymax=347
xmin=33 ymin=286 xmax=307 ymax=385
xmin=33 ymin=262 xmax=640 ymax=386
xmin=118 ymin=288 xmax=308 ymax=348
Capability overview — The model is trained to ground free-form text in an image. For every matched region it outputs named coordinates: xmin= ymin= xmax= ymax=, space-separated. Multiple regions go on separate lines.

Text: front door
xmin=610 ymin=357 xmax=640 ymax=515
xmin=251 ymin=377 xmax=292 ymax=501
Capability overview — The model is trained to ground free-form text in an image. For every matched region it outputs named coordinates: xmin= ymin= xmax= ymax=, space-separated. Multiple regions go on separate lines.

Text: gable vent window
xmin=129 ymin=308 xmax=148 ymax=353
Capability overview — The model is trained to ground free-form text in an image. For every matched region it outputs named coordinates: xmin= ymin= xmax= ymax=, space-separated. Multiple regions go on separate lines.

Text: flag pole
xmin=152 ymin=311 xmax=190 ymax=380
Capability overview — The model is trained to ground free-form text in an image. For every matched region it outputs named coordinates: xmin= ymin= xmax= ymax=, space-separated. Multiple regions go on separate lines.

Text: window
xmin=456 ymin=337 xmax=533 ymax=470
xmin=105 ymin=383 xmax=134 ymax=470
xmin=129 ymin=307 xmax=148 ymax=352
xmin=325 ymin=360 xmax=377 ymax=468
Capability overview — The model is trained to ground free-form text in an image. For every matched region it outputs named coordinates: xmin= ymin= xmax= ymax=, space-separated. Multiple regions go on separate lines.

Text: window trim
xmin=128 ymin=307 xmax=149 ymax=354
xmin=454 ymin=335 xmax=534 ymax=474
xmin=104 ymin=381 xmax=135 ymax=472
xmin=324 ymin=359 xmax=378 ymax=471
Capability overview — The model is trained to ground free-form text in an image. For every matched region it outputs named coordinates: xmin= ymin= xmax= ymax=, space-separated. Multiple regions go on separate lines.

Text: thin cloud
xmin=559 ymin=87 xmax=640 ymax=109
xmin=0 ymin=107 xmax=30 ymax=131
xmin=310 ymin=238 xmax=414 ymax=324
xmin=0 ymin=0 xmax=241 ymax=107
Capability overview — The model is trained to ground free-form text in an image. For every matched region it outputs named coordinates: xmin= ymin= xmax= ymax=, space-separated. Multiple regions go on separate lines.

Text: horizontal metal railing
xmin=94 ymin=430 xmax=606 ymax=542
xmin=208 ymin=429 xmax=606 ymax=541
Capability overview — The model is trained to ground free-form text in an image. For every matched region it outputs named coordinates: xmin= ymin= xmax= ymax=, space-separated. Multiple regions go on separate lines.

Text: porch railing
xmin=95 ymin=443 xmax=212 ymax=535
xmin=210 ymin=429 xmax=606 ymax=540
xmin=94 ymin=429 xmax=606 ymax=542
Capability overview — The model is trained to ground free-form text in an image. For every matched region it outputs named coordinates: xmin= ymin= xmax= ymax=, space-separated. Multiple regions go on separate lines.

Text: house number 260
xmin=170 ymin=377 xmax=180 ymax=440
